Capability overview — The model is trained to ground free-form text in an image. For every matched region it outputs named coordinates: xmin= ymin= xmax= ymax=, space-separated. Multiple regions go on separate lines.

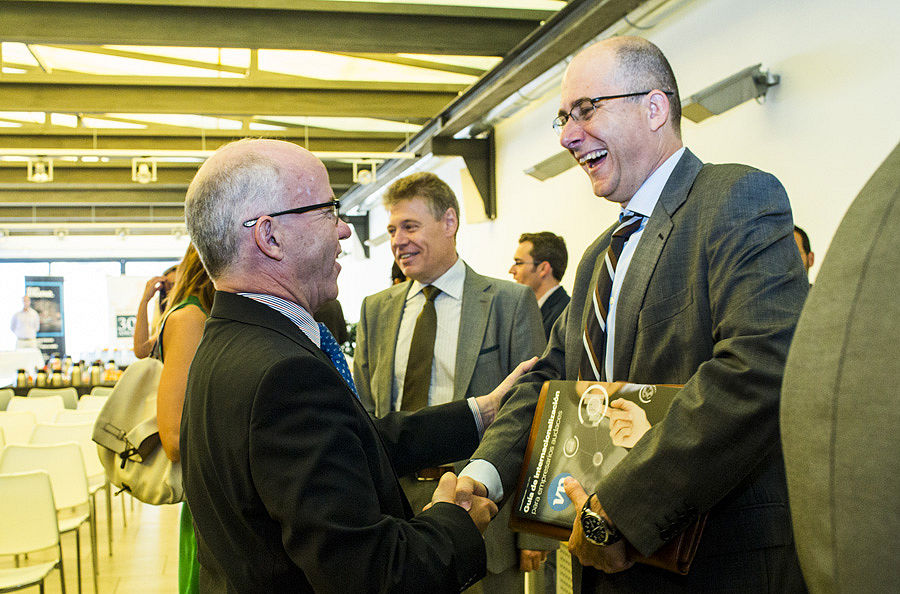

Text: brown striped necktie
xmin=401 ymin=285 xmax=441 ymax=411
xmin=580 ymin=213 xmax=645 ymax=381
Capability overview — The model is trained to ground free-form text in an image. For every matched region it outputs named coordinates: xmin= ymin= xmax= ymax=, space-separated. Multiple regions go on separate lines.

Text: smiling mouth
xmin=397 ymin=253 xmax=417 ymax=262
xmin=578 ymin=149 xmax=608 ymax=170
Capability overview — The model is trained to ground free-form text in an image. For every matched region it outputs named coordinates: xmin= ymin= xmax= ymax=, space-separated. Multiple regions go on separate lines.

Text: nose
xmin=390 ymin=229 xmax=406 ymax=250
xmin=337 ymin=218 xmax=351 ymax=240
xmin=558 ymin=117 xmax=584 ymax=151
xmin=508 ymin=263 xmax=516 ymax=276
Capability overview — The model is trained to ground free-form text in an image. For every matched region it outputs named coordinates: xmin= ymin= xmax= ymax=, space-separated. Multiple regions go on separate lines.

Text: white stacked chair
xmin=7 ymin=396 xmax=65 ymax=424
xmin=88 ymin=386 xmax=113 ymax=397
xmin=0 ymin=387 xmax=13 ymax=411
xmin=0 ymin=411 xmax=38 ymax=445
xmin=0 ymin=443 xmax=98 ymax=594
xmin=0 ymin=470 xmax=66 ymax=593
xmin=76 ymin=395 xmax=108 ymax=412
xmin=55 ymin=410 xmax=98 ymax=424
xmin=30 ymin=421 xmax=118 ymax=557
xmin=27 ymin=387 xmax=79 ymax=410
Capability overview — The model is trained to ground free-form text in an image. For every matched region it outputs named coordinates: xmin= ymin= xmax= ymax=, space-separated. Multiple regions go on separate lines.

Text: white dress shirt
xmin=392 ymin=257 xmax=465 ymax=410
xmin=10 ymin=307 xmax=40 ymax=340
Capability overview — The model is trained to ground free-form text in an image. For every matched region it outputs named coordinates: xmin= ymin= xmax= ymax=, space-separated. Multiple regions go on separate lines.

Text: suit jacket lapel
xmin=454 ymin=265 xmax=492 ymax=401
xmin=612 ymin=149 xmax=704 ymax=378
xmin=375 ymin=282 xmax=410 ymax=415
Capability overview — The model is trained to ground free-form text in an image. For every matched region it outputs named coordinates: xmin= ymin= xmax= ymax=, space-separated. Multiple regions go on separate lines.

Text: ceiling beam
xmin=0 ymin=1 xmax=543 ymax=55
xmin=0 ymin=69 xmax=466 ymax=93
xmin=0 ymin=133 xmax=408 ymax=154
xmin=334 ymin=53 xmax=489 ymax=77
xmin=0 ymin=166 xmax=355 ymax=190
xmin=17 ymin=0 xmax=559 ymax=21
xmin=0 ymin=81 xmax=455 ymax=119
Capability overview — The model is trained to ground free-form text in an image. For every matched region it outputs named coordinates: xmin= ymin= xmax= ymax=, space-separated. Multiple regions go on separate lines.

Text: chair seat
xmin=0 ymin=561 xmax=58 ymax=590
xmin=58 ymin=511 xmax=90 ymax=534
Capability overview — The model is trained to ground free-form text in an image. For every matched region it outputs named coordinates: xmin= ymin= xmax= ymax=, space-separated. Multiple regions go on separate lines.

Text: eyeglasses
xmin=552 ymin=90 xmax=674 ymax=134
xmin=511 ymin=260 xmax=538 ymax=268
xmin=242 ymin=199 xmax=341 ymax=228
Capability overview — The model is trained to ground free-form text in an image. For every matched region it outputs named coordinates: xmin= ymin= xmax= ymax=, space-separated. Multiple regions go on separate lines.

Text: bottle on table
xmin=16 ymin=369 xmax=27 ymax=388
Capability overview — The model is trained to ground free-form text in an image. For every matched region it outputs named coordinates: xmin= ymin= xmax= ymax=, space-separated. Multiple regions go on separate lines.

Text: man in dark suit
xmin=510 ymin=231 xmax=570 ymax=338
xmin=354 ymin=172 xmax=554 ymax=592
xmin=458 ymin=36 xmax=809 ymax=592
xmin=180 ymin=138 xmax=512 ymax=593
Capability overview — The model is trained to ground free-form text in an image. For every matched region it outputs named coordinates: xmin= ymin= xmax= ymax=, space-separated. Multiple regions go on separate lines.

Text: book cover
xmin=509 ymin=380 xmax=682 ymax=540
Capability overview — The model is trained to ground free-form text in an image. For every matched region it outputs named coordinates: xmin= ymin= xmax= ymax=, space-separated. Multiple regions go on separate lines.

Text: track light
xmin=682 ymin=64 xmax=780 ymax=123
xmin=27 ymin=158 xmax=53 ymax=183
xmin=131 ymin=158 xmax=158 ymax=184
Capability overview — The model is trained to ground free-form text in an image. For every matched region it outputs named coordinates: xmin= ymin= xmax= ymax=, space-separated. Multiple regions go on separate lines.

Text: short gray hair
xmin=184 ymin=140 xmax=285 ymax=279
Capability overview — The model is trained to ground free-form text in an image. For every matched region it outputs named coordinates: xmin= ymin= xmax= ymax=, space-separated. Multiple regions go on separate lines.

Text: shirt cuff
xmin=466 ymin=396 xmax=484 ymax=439
xmin=459 ymin=459 xmax=504 ymax=502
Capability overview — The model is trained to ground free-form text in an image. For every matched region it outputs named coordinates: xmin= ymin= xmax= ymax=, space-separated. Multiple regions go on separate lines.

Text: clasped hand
xmin=426 ymin=473 xmax=497 ymax=534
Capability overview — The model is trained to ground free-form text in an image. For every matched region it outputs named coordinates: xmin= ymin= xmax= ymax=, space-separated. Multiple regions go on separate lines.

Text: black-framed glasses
xmin=552 ymin=90 xmax=674 ymax=134
xmin=242 ymin=199 xmax=341 ymax=228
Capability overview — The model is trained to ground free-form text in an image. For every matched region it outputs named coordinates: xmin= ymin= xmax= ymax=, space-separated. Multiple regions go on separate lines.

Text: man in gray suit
xmin=458 ymin=36 xmax=809 ymax=592
xmin=354 ymin=172 xmax=555 ymax=592
xmin=781 ymin=141 xmax=900 ymax=592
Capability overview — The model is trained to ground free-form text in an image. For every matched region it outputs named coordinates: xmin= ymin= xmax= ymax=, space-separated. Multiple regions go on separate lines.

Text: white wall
xmin=343 ymin=0 xmax=899 ymax=305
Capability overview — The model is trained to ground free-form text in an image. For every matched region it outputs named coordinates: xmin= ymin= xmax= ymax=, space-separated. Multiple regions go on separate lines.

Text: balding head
xmin=567 ymin=36 xmax=681 ymax=137
xmin=184 ymin=139 xmax=327 ymax=280
xmin=558 ymin=37 xmax=683 ymax=204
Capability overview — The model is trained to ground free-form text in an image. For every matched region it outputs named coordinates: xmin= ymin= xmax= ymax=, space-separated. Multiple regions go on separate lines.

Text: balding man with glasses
xmin=180 ymin=138 xmax=535 ymax=593
xmin=457 ymin=37 xmax=808 ymax=592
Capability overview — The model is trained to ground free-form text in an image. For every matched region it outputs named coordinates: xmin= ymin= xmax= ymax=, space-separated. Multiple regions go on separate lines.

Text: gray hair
xmin=184 ymin=140 xmax=285 ymax=279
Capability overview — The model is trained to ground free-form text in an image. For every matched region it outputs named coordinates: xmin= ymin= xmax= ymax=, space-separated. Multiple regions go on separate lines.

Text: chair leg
xmin=121 ymin=492 xmax=128 ymax=527
xmin=105 ymin=481 xmax=114 ymax=556
xmin=89 ymin=504 xmax=99 ymax=594
xmin=57 ymin=544 xmax=67 ymax=594
xmin=75 ymin=527 xmax=83 ymax=594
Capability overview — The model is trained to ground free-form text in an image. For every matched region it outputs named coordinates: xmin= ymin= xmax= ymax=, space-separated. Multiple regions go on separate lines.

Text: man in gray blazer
xmin=458 ymin=36 xmax=809 ymax=592
xmin=781 ymin=141 xmax=900 ymax=592
xmin=354 ymin=172 xmax=555 ymax=592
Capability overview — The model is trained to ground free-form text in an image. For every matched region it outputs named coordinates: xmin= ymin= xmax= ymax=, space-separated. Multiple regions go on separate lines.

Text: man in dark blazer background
xmin=510 ymin=231 xmax=570 ymax=338
xmin=458 ymin=36 xmax=809 ymax=592
xmin=353 ymin=172 xmax=555 ymax=592
xmin=180 ymin=138 xmax=519 ymax=593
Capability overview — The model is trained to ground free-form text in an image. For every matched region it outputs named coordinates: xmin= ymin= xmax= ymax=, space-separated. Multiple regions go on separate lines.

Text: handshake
xmin=425 ymin=474 xmax=496 ymax=533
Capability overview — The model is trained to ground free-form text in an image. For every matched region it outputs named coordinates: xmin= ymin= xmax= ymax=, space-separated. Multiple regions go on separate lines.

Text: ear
xmin=253 ymin=218 xmax=285 ymax=261
xmin=646 ymin=89 xmax=671 ymax=132
xmin=807 ymin=251 xmax=815 ymax=269
xmin=536 ymin=260 xmax=553 ymax=280
xmin=441 ymin=207 xmax=459 ymax=237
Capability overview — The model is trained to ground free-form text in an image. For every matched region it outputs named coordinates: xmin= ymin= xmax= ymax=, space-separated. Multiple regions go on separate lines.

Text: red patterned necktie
xmin=580 ymin=213 xmax=645 ymax=381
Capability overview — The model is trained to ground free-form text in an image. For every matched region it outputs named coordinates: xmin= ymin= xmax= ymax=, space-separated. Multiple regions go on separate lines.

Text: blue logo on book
xmin=548 ymin=473 xmax=573 ymax=511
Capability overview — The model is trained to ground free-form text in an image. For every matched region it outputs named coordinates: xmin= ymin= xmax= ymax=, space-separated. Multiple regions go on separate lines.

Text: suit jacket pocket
xmin=637 ymin=286 xmax=693 ymax=331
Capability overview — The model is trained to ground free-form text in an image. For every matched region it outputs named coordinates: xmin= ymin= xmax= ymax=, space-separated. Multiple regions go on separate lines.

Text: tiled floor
xmin=1 ymin=494 xmax=180 ymax=593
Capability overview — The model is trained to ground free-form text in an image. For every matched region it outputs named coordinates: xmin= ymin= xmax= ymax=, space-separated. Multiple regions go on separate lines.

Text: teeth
xmin=579 ymin=149 xmax=608 ymax=165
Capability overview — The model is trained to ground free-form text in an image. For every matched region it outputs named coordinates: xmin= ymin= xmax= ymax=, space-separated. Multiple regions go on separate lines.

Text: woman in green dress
xmin=154 ymin=243 xmax=213 ymax=594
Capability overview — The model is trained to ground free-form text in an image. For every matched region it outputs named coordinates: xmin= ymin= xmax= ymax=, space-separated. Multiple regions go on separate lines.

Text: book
xmin=508 ymin=380 xmax=706 ymax=575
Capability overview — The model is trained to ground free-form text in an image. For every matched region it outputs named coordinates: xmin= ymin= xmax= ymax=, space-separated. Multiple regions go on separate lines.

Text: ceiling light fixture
xmin=132 ymin=158 xmax=158 ymax=184
xmin=352 ymin=160 xmax=380 ymax=185
xmin=682 ymin=64 xmax=780 ymax=123
xmin=27 ymin=158 xmax=53 ymax=183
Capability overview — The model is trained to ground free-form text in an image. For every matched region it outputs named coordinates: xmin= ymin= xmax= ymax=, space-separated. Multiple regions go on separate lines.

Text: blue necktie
xmin=318 ymin=322 xmax=358 ymax=398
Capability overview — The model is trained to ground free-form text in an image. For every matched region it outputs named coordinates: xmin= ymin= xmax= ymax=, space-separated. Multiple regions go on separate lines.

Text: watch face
xmin=581 ymin=510 xmax=609 ymax=545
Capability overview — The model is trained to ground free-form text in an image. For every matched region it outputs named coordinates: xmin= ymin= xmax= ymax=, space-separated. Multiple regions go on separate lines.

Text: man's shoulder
xmin=465 ymin=267 xmax=530 ymax=299
xmin=362 ymin=281 xmax=408 ymax=308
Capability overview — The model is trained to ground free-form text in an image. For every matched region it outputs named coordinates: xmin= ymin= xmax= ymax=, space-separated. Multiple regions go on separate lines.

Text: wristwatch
xmin=580 ymin=493 xmax=622 ymax=546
